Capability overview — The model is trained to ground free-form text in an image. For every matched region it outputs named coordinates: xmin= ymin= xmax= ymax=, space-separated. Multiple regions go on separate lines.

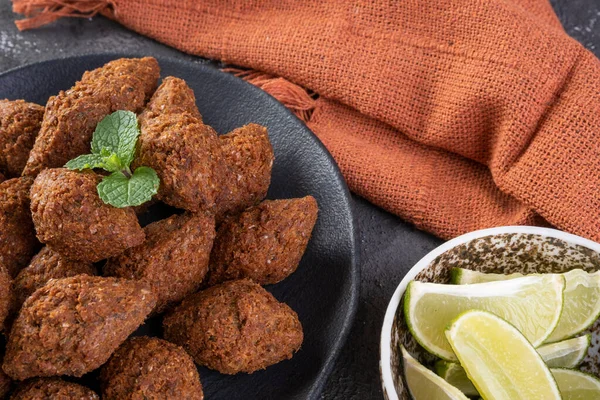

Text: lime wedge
xmin=546 ymin=270 xmax=600 ymax=342
xmin=435 ymin=335 xmax=590 ymax=397
xmin=434 ymin=360 xmax=478 ymax=396
xmin=401 ymin=346 xmax=469 ymax=400
xmin=449 ymin=268 xmax=600 ymax=343
xmin=450 ymin=267 xmax=524 ymax=284
xmin=538 ymin=335 xmax=590 ymax=368
xmin=445 ymin=310 xmax=561 ymax=400
xmin=551 ymin=368 xmax=600 ymax=399
xmin=405 ymin=275 xmax=565 ymax=360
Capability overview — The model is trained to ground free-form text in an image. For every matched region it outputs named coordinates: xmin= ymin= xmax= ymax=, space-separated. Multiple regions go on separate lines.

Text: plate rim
xmin=0 ymin=52 xmax=361 ymax=400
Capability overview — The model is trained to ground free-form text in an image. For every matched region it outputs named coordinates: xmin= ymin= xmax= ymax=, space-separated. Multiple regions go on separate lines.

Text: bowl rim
xmin=379 ymin=225 xmax=600 ymax=400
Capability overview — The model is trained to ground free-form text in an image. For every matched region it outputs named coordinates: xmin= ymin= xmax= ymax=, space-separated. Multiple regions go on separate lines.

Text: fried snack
xmin=142 ymin=76 xmax=202 ymax=121
xmin=10 ymin=378 xmax=98 ymax=400
xmin=22 ymin=57 xmax=160 ymax=176
xmin=215 ymin=123 xmax=274 ymax=220
xmin=14 ymin=246 xmax=97 ymax=309
xmin=30 ymin=169 xmax=145 ymax=262
xmin=136 ymin=77 xmax=226 ymax=212
xmin=0 ymin=265 xmax=13 ymax=332
xmin=100 ymin=336 xmax=203 ymax=400
xmin=208 ymin=196 xmax=318 ymax=286
xmin=0 ymin=355 xmax=10 ymax=399
xmin=0 ymin=100 xmax=44 ymax=178
xmin=3 ymin=275 xmax=156 ymax=380
xmin=163 ymin=279 xmax=303 ymax=374
xmin=0 ymin=177 xmax=39 ymax=277
xmin=105 ymin=212 xmax=215 ymax=314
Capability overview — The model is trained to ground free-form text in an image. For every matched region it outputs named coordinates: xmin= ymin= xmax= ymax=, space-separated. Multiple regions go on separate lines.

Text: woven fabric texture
xmin=12 ymin=0 xmax=600 ymax=240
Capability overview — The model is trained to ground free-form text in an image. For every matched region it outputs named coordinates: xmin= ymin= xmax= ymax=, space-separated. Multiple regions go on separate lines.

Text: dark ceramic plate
xmin=0 ymin=54 xmax=359 ymax=399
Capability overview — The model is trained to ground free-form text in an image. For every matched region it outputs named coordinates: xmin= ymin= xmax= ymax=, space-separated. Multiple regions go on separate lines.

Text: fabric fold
xmin=308 ymin=98 xmax=543 ymax=239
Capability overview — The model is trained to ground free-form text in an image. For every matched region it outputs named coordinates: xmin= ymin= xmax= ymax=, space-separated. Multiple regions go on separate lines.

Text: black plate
xmin=0 ymin=54 xmax=359 ymax=399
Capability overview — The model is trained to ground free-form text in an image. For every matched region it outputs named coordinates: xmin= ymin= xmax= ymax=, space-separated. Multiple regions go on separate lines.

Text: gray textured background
xmin=1 ymin=1 xmax=598 ymax=398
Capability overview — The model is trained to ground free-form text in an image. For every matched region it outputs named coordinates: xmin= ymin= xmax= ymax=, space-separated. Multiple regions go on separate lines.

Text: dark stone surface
xmin=0 ymin=1 xmax=597 ymax=399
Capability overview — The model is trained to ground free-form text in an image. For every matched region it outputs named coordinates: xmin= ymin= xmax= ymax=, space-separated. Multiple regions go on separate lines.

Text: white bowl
xmin=379 ymin=226 xmax=600 ymax=400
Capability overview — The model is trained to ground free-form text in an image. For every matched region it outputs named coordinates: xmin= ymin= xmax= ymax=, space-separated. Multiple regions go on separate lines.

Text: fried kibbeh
xmin=141 ymin=76 xmax=202 ymax=121
xmin=0 ymin=100 xmax=44 ymax=178
xmin=3 ymin=275 xmax=156 ymax=380
xmin=10 ymin=378 xmax=98 ymax=400
xmin=208 ymin=196 xmax=318 ymax=286
xmin=0 ymin=357 xmax=10 ymax=398
xmin=136 ymin=77 xmax=226 ymax=212
xmin=14 ymin=246 xmax=96 ymax=309
xmin=0 ymin=264 xmax=13 ymax=332
xmin=215 ymin=123 xmax=274 ymax=220
xmin=22 ymin=57 xmax=159 ymax=176
xmin=163 ymin=279 xmax=303 ymax=374
xmin=30 ymin=169 xmax=145 ymax=262
xmin=0 ymin=177 xmax=39 ymax=277
xmin=105 ymin=212 xmax=215 ymax=314
xmin=100 ymin=336 xmax=203 ymax=400
xmin=1 ymin=58 xmax=318 ymax=393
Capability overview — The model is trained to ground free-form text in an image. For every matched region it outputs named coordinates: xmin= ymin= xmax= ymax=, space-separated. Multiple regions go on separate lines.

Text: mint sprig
xmin=65 ymin=111 xmax=159 ymax=208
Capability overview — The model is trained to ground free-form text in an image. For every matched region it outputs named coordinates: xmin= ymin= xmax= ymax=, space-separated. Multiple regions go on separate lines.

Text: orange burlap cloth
xmin=12 ymin=0 xmax=600 ymax=241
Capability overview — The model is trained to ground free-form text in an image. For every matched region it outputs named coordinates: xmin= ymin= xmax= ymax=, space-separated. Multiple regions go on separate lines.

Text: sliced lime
xmin=546 ymin=270 xmax=600 ymax=342
xmin=551 ymin=368 xmax=600 ymax=399
xmin=538 ymin=335 xmax=590 ymax=368
xmin=405 ymin=275 xmax=565 ymax=360
xmin=450 ymin=267 xmax=524 ymax=284
xmin=401 ymin=346 xmax=468 ymax=400
xmin=435 ymin=335 xmax=590 ymax=397
xmin=449 ymin=268 xmax=600 ymax=343
xmin=434 ymin=360 xmax=478 ymax=396
xmin=446 ymin=310 xmax=561 ymax=400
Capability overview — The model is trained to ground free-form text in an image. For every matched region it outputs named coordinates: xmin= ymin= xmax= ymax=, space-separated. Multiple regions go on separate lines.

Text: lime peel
xmin=445 ymin=310 xmax=561 ymax=400
xmin=401 ymin=346 xmax=469 ymax=400
xmin=434 ymin=360 xmax=478 ymax=396
xmin=449 ymin=268 xmax=600 ymax=344
xmin=551 ymin=368 xmax=600 ymax=400
xmin=538 ymin=334 xmax=590 ymax=368
xmin=405 ymin=274 xmax=565 ymax=360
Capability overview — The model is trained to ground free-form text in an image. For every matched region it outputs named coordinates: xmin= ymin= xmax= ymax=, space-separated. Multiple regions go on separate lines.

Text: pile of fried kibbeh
xmin=0 ymin=57 xmax=318 ymax=399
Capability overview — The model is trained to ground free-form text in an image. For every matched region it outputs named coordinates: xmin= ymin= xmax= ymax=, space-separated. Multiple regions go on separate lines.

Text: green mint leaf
xmin=64 ymin=154 xmax=106 ymax=170
xmin=97 ymin=166 xmax=159 ymax=208
xmin=91 ymin=110 xmax=140 ymax=166
xmin=65 ymin=110 xmax=158 ymax=208
xmin=101 ymin=153 xmax=126 ymax=173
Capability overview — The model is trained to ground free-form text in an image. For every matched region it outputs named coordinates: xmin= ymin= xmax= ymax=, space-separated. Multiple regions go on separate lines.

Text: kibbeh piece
xmin=0 ymin=100 xmax=44 ymax=178
xmin=22 ymin=57 xmax=159 ymax=176
xmin=136 ymin=77 xmax=226 ymax=212
xmin=10 ymin=378 xmax=98 ymax=400
xmin=0 ymin=177 xmax=39 ymax=277
xmin=0 ymin=357 xmax=10 ymax=398
xmin=30 ymin=168 xmax=145 ymax=262
xmin=0 ymin=265 xmax=12 ymax=332
xmin=141 ymin=76 xmax=202 ymax=121
xmin=208 ymin=196 xmax=318 ymax=286
xmin=3 ymin=275 xmax=156 ymax=380
xmin=215 ymin=123 xmax=274 ymax=220
xmin=163 ymin=279 xmax=303 ymax=374
xmin=105 ymin=212 xmax=215 ymax=314
xmin=100 ymin=336 xmax=203 ymax=400
xmin=14 ymin=246 xmax=97 ymax=309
